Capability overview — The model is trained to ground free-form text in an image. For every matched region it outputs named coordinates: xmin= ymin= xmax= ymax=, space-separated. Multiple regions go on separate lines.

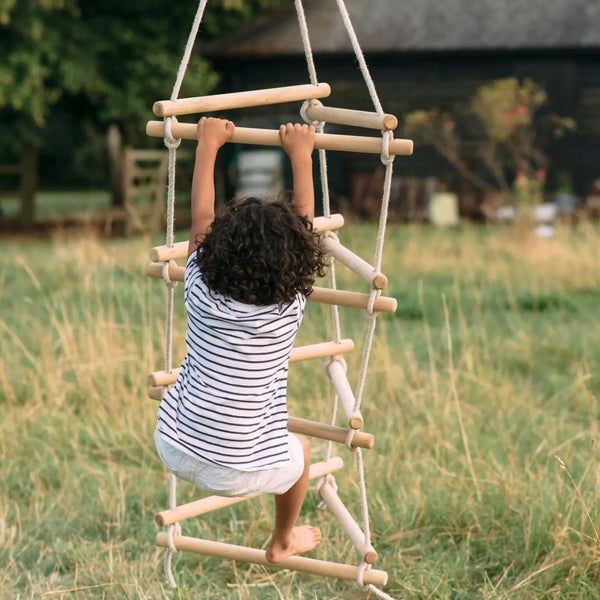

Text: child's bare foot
xmin=265 ymin=525 xmax=322 ymax=563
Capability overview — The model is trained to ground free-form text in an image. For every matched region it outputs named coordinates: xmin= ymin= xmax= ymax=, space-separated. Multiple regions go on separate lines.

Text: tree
xmin=0 ymin=0 xmax=283 ymax=226
xmin=403 ymin=78 xmax=575 ymax=216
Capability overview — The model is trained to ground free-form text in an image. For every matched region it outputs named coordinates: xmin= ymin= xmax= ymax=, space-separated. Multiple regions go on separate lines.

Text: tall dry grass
xmin=1 ymin=221 xmax=599 ymax=599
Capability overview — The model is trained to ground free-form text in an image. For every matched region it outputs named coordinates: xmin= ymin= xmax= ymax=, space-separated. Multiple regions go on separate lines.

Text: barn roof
xmin=204 ymin=0 xmax=600 ymax=56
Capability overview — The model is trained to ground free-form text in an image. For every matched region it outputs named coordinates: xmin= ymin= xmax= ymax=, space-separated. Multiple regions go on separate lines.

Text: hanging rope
xmin=159 ymin=0 xmax=210 ymax=587
xmin=303 ymin=2 xmax=397 ymax=598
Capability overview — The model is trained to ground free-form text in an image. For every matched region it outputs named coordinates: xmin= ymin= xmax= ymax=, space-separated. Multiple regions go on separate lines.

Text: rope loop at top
xmin=163 ymin=117 xmax=182 ymax=150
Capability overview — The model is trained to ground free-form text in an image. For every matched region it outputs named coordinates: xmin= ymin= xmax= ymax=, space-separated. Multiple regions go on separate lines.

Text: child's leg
xmin=265 ymin=434 xmax=321 ymax=563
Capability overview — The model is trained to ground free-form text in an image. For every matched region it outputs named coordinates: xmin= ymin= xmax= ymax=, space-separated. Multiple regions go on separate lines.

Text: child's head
xmin=196 ymin=197 xmax=326 ymax=305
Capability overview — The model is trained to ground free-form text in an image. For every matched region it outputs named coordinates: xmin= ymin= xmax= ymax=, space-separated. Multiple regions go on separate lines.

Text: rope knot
xmin=356 ymin=562 xmax=368 ymax=587
xmin=166 ymin=522 xmax=182 ymax=554
xmin=344 ymin=428 xmax=358 ymax=452
xmin=314 ymin=473 xmax=337 ymax=507
xmin=366 ymin=289 xmax=380 ymax=318
xmin=324 ymin=355 xmax=347 ymax=376
xmin=300 ymin=98 xmax=325 ymax=129
xmin=162 ymin=260 xmax=179 ymax=289
xmin=163 ymin=117 xmax=182 ymax=149
xmin=380 ymin=130 xmax=395 ymax=167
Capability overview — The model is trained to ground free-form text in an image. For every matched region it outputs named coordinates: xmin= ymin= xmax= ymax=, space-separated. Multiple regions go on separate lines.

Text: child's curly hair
xmin=195 ymin=197 xmax=326 ymax=305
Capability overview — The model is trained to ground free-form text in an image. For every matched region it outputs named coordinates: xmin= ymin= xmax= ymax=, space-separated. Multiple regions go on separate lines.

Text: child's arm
xmin=279 ymin=123 xmax=316 ymax=222
xmin=188 ymin=117 xmax=235 ymax=257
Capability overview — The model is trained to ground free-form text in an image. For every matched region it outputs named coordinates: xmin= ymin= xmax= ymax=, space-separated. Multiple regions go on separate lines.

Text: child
xmin=155 ymin=117 xmax=326 ymax=563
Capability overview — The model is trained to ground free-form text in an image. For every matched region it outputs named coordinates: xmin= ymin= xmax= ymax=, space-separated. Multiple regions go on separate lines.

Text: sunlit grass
xmin=1 ymin=221 xmax=600 ymax=598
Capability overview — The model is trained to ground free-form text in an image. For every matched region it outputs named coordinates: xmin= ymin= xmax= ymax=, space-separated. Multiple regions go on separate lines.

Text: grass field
xmin=1 ymin=219 xmax=600 ymax=599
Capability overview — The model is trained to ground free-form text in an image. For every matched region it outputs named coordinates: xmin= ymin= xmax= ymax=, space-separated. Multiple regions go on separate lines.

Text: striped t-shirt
xmin=156 ymin=253 xmax=306 ymax=472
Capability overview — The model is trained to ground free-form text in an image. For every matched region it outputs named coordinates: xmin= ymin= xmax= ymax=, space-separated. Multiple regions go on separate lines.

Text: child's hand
xmin=196 ymin=117 xmax=235 ymax=153
xmin=279 ymin=123 xmax=315 ymax=163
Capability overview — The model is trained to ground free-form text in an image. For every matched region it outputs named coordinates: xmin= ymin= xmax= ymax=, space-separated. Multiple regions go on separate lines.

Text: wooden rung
xmin=149 ymin=371 xmax=178 ymax=387
xmin=149 ymin=214 xmax=344 ymax=262
xmin=318 ymin=480 xmax=378 ymax=564
xmin=146 ymin=263 xmax=397 ymax=313
xmin=153 ymin=83 xmax=332 ymax=117
xmin=326 ymin=360 xmax=363 ymax=430
xmin=146 ymin=121 xmax=414 ymax=156
xmin=291 ymin=338 xmax=355 ymax=362
xmin=308 ymin=287 xmax=397 ymax=314
xmin=155 ymin=534 xmax=388 ymax=586
xmin=305 ymin=104 xmax=397 ymax=131
xmin=148 ymin=339 xmax=355 ymax=387
xmin=155 ymin=456 xmax=343 ymax=526
xmin=321 ymin=236 xmax=388 ymax=290
xmin=288 ymin=417 xmax=374 ymax=450
xmin=149 ymin=386 xmax=164 ymax=401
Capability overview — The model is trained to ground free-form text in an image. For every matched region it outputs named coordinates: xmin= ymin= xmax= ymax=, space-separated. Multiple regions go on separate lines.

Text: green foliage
xmin=0 ymin=0 xmax=284 ymax=153
xmin=403 ymin=78 xmax=576 ymax=206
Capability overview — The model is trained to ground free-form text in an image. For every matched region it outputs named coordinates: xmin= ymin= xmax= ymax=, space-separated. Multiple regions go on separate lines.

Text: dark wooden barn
xmin=202 ymin=0 xmax=600 ymax=220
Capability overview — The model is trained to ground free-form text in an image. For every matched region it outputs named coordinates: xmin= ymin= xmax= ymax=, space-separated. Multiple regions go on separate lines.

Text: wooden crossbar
xmin=147 ymin=262 xmax=398 ymax=313
xmin=149 ymin=214 xmax=344 ymax=262
xmin=318 ymin=480 xmax=378 ymax=564
xmin=327 ymin=360 xmax=362 ymax=429
xmin=155 ymin=457 xmax=343 ymax=526
xmin=153 ymin=83 xmax=332 ymax=117
xmin=147 ymin=121 xmax=414 ymax=156
xmin=148 ymin=339 xmax=355 ymax=386
xmin=321 ymin=236 xmax=388 ymax=290
xmin=288 ymin=417 xmax=374 ymax=450
xmin=308 ymin=287 xmax=397 ymax=313
xmin=305 ymin=104 xmax=398 ymax=131
xmin=155 ymin=534 xmax=388 ymax=585
xmin=148 ymin=386 xmax=164 ymax=401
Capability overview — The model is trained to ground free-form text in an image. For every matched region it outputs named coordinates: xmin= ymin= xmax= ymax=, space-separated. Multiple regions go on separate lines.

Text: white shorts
xmin=154 ymin=429 xmax=305 ymax=497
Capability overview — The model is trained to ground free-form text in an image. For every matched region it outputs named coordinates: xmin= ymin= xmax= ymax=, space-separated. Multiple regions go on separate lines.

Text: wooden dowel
xmin=149 ymin=386 xmax=164 ymax=401
xmin=155 ymin=534 xmax=388 ymax=586
xmin=148 ymin=339 xmax=355 ymax=387
xmin=308 ymin=287 xmax=397 ymax=313
xmin=326 ymin=360 xmax=363 ymax=430
xmin=149 ymin=242 xmax=187 ymax=263
xmin=149 ymin=214 xmax=345 ymax=262
xmin=147 ymin=262 xmax=397 ymax=313
xmin=153 ymin=83 xmax=332 ymax=117
xmin=318 ymin=481 xmax=378 ymax=564
xmin=147 ymin=261 xmax=183 ymax=282
xmin=291 ymin=338 xmax=354 ymax=363
xmin=149 ymin=370 xmax=178 ymax=388
xmin=155 ymin=457 xmax=343 ymax=526
xmin=321 ymin=236 xmax=388 ymax=290
xmin=288 ymin=416 xmax=374 ymax=450
xmin=305 ymin=104 xmax=398 ymax=131
xmin=146 ymin=121 xmax=413 ymax=156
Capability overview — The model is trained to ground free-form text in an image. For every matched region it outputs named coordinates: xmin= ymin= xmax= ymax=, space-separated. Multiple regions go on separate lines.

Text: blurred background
xmin=0 ymin=0 xmax=598 ymax=235
xmin=3 ymin=3 xmax=600 ymax=598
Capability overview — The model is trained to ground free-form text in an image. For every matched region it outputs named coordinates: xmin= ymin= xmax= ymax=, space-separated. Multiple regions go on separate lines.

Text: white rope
xmin=294 ymin=0 xmax=318 ymax=86
xmin=334 ymin=0 xmax=383 ymax=115
xmin=170 ymin=0 xmax=210 ymax=102
xmin=328 ymin=3 xmax=398 ymax=598
xmin=159 ymin=0 xmax=210 ymax=588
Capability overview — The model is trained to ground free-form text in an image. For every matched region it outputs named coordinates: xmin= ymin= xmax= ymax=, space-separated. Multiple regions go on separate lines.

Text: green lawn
xmin=0 ymin=191 xmax=112 ymax=219
xmin=1 ymin=221 xmax=599 ymax=599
